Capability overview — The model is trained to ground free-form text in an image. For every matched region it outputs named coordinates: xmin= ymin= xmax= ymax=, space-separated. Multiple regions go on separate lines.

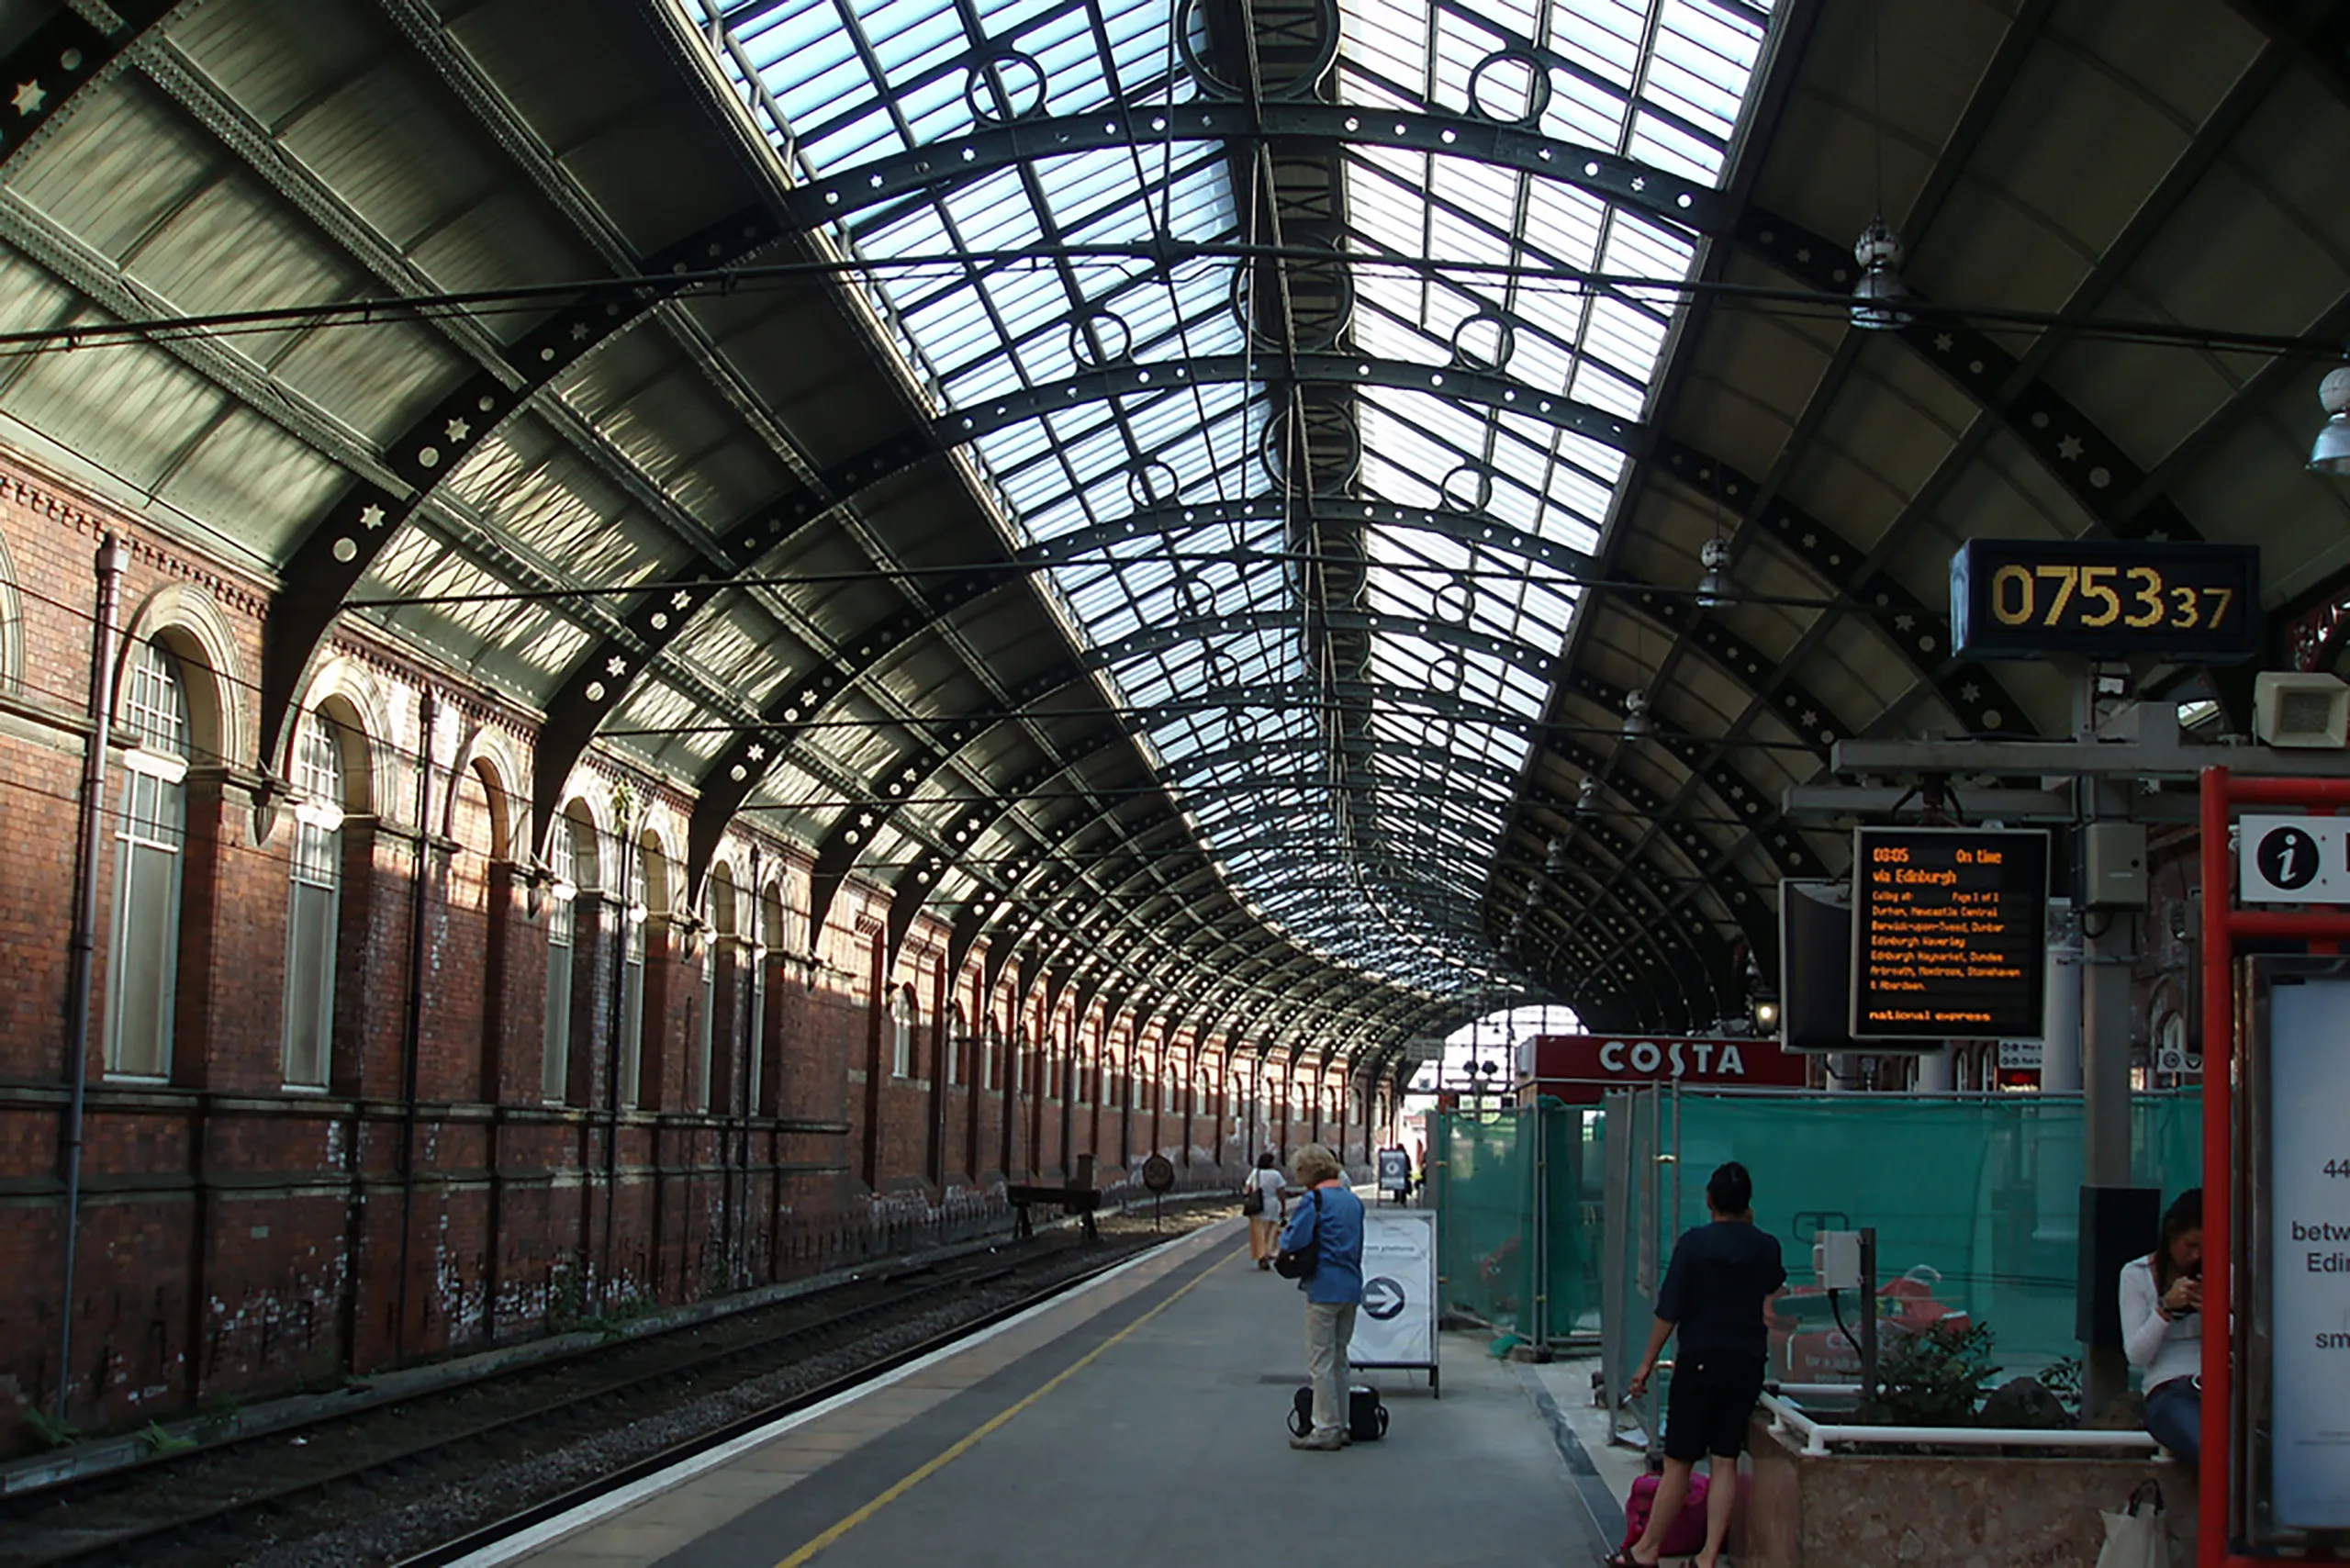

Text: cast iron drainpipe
xmin=392 ymin=689 xmax=438 ymax=1361
xmin=55 ymin=536 xmax=128 ymax=1419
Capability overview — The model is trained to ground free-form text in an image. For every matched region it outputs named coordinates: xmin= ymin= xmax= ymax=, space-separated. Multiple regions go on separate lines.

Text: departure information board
xmin=1952 ymin=538 xmax=2260 ymax=661
xmin=1852 ymin=827 xmax=2049 ymax=1042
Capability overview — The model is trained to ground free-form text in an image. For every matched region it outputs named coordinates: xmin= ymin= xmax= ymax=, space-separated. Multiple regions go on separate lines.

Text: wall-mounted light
xmin=1752 ymin=997 xmax=1781 ymax=1032
xmin=2312 ymin=357 xmax=2350 ymax=476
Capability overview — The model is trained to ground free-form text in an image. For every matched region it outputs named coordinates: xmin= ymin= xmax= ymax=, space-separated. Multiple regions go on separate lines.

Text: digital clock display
xmin=1952 ymin=539 xmax=2260 ymax=661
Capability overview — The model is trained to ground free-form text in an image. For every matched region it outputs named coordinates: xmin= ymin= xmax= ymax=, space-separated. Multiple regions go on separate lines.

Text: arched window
xmin=107 ymin=640 xmax=190 ymax=1078
xmin=282 ymin=710 xmax=345 ymax=1089
xmin=752 ymin=883 xmax=781 ymax=1111
xmin=619 ymin=833 xmax=653 ymax=1107
xmin=0 ymin=527 xmax=21 ymax=696
xmin=543 ymin=809 xmax=590 ymax=1103
xmin=892 ymin=983 xmax=918 ymax=1079
xmin=698 ymin=865 xmax=733 ymax=1114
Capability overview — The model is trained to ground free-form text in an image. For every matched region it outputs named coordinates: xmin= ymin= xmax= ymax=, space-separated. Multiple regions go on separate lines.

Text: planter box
xmin=1731 ymin=1414 xmax=2194 ymax=1568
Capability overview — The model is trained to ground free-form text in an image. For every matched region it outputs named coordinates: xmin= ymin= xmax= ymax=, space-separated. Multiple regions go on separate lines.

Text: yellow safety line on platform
xmin=772 ymin=1249 xmax=1238 ymax=1568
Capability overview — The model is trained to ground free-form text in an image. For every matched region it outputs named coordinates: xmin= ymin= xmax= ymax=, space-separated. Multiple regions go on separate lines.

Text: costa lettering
xmin=1516 ymin=1034 xmax=1807 ymax=1105
xmin=1596 ymin=1038 xmax=1749 ymax=1078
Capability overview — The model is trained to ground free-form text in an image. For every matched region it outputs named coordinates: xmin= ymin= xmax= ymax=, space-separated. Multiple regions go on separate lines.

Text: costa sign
xmin=1516 ymin=1034 xmax=1807 ymax=1103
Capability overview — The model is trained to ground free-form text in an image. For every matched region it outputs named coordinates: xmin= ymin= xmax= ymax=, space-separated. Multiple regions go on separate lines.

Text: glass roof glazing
xmin=685 ymin=0 xmax=1771 ymax=993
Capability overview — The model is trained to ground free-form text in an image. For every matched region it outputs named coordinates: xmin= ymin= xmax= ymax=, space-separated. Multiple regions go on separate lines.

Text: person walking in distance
xmin=1613 ymin=1161 xmax=1785 ymax=1568
xmin=1280 ymin=1143 xmax=1364 ymax=1450
xmin=1244 ymin=1151 xmax=1286 ymax=1271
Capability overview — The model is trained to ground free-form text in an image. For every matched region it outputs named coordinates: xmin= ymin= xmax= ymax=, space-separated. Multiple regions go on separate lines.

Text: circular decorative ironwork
xmin=1440 ymin=464 xmax=1494 ymax=511
xmin=1467 ymin=47 xmax=1551 ymax=128
xmin=1179 ymin=0 xmax=1339 ymax=101
xmin=1259 ymin=400 xmax=1363 ymax=494
xmin=1434 ymin=571 xmax=1476 ymax=622
xmin=1449 ymin=309 xmax=1516 ymax=373
xmin=963 ymin=50 xmax=1047 ymax=124
xmin=1069 ymin=307 xmax=1133 ymax=368
xmin=1228 ymin=237 xmax=1353 ymax=353
xmin=1127 ymin=458 xmax=1181 ymax=510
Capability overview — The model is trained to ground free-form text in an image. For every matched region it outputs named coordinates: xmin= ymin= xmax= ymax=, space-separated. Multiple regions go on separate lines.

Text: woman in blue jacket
xmin=1280 ymin=1143 xmax=1365 ymax=1450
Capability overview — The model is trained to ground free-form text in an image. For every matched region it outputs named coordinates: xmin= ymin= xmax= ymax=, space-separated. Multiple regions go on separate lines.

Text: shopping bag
xmin=2095 ymin=1479 xmax=2166 ymax=1568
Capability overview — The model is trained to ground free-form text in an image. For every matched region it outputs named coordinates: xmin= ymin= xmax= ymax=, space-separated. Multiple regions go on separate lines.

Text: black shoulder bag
xmin=1274 ymin=1188 xmax=1322 ymax=1280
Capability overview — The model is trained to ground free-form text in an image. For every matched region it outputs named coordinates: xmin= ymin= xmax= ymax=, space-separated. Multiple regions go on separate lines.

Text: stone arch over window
xmin=453 ymin=731 xmax=521 ymax=867
xmin=119 ymin=584 xmax=243 ymax=769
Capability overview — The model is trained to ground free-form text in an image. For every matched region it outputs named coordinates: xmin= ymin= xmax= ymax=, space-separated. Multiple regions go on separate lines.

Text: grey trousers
xmin=1305 ymin=1300 xmax=1359 ymax=1438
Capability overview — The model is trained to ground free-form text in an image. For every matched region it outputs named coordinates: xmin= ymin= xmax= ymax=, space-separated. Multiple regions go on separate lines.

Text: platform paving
xmin=483 ymin=1217 xmax=1610 ymax=1568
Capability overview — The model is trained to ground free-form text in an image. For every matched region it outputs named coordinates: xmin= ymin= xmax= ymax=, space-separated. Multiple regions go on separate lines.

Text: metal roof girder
xmin=778 ymin=103 xmax=1726 ymax=239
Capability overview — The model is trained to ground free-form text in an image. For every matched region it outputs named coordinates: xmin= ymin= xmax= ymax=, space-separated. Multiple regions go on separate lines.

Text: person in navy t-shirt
xmin=1612 ymin=1161 xmax=1785 ymax=1568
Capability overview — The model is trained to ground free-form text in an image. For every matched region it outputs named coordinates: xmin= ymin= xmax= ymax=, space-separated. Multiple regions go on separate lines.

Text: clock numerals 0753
xmin=1988 ymin=563 xmax=2232 ymax=633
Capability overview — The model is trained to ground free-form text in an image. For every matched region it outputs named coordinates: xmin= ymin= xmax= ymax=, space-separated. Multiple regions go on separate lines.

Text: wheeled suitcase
xmin=1288 ymin=1383 xmax=1389 ymax=1440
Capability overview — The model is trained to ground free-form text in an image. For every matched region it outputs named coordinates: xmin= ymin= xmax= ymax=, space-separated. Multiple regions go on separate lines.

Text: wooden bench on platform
xmin=1005 ymin=1184 xmax=1101 ymax=1241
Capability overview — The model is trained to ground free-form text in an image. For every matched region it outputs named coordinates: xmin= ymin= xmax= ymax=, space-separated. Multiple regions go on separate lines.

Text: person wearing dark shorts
xmin=1613 ymin=1161 xmax=1785 ymax=1568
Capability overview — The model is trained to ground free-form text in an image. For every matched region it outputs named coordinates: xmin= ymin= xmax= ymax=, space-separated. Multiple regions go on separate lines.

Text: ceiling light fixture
xmin=1851 ymin=218 xmax=1910 ymax=332
xmin=1576 ymin=775 xmax=1602 ymax=814
xmin=1695 ymin=537 xmax=1734 ymax=608
xmin=1545 ymin=835 xmax=1571 ymax=874
xmin=2313 ymin=356 xmax=2350 ymax=476
xmin=1622 ymin=689 xmax=1654 ymax=742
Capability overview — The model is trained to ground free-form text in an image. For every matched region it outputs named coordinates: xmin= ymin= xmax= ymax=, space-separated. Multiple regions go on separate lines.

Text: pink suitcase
xmin=1621 ymin=1471 xmax=1711 ymax=1557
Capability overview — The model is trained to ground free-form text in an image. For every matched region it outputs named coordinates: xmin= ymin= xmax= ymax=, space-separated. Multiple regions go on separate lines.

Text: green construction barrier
xmin=1427 ymin=1101 xmax=1606 ymax=1344
xmin=1651 ymin=1091 xmax=2202 ymax=1376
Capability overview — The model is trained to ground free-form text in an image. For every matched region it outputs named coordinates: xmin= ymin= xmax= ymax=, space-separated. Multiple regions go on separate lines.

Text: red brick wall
xmin=0 ymin=446 xmax=1341 ymax=1453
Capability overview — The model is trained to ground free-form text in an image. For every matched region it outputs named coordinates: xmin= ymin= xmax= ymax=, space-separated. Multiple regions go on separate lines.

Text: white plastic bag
xmin=2096 ymin=1480 xmax=2167 ymax=1568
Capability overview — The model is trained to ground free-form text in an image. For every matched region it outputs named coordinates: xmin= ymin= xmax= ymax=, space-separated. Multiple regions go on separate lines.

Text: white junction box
xmin=1812 ymin=1229 xmax=1863 ymax=1291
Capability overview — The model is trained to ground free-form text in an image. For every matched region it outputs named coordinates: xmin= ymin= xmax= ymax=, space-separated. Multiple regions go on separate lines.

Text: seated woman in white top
xmin=2119 ymin=1188 xmax=2202 ymax=1465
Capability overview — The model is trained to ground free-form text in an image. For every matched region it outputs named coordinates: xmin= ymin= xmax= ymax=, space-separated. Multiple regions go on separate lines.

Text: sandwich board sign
xmin=1349 ymin=1207 xmax=1439 ymax=1395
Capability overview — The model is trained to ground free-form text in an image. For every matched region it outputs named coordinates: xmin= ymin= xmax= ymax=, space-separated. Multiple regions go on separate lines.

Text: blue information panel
xmin=2264 ymin=977 xmax=2350 ymax=1530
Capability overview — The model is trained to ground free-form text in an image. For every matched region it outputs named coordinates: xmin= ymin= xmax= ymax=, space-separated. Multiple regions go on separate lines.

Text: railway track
xmin=2 ymin=1211 xmax=1221 ymax=1567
